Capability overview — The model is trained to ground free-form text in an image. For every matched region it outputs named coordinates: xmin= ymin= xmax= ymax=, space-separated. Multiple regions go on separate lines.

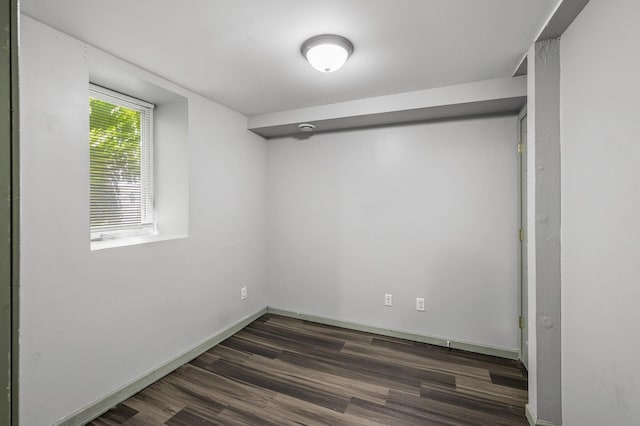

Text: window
xmin=89 ymin=84 xmax=155 ymax=241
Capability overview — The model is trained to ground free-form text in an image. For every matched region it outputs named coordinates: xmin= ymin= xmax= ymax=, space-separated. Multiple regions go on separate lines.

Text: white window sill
xmin=91 ymin=233 xmax=187 ymax=251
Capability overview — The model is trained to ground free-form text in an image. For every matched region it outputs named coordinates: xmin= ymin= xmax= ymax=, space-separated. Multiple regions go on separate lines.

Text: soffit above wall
xmin=513 ymin=0 xmax=591 ymax=76
xmin=249 ymin=77 xmax=526 ymax=138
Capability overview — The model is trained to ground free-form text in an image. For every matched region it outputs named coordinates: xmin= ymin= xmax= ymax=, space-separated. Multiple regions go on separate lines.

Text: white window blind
xmin=89 ymin=84 xmax=155 ymax=240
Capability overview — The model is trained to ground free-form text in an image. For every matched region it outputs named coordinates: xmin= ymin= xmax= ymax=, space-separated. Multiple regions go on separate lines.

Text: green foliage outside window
xmin=89 ymin=98 xmax=142 ymax=228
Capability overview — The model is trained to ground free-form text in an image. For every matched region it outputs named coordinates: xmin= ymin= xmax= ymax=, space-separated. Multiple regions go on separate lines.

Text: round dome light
xmin=301 ymin=34 xmax=354 ymax=73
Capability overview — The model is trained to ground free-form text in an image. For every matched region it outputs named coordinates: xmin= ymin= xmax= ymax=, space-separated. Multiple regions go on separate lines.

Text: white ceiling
xmin=21 ymin=0 xmax=559 ymax=116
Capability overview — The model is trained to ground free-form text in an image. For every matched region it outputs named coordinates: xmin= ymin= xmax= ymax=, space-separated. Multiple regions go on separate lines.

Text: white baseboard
xmin=526 ymin=404 xmax=560 ymax=426
xmin=267 ymin=307 xmax=520 ymax=360
xmin=54 ymin=307 xmax=268 ymax=426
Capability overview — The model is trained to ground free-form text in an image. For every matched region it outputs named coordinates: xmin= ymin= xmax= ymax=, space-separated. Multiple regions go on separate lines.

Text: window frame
xmin=89 ymin=83 xmax=156 ymax=242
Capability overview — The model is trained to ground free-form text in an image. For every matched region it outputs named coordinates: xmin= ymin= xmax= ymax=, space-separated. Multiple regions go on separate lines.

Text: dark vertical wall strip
xmin=0 ymin=0 xmax=10 ymax=416
xmin=1 ymin=0 xmax=19 ymax=423
xmin=11 ymin=0 xmax=19 ymax=421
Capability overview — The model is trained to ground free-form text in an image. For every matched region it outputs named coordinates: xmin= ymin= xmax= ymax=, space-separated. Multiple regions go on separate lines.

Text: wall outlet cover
xmin=416 ymin=298 xmax=425 ymax=311
xmin=241 ymin=286 xmax=248 ymax=300
xmin=384 ymin=293 xmax=393 ymax=307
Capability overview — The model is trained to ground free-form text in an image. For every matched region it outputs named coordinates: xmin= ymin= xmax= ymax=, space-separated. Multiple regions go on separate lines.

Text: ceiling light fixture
xmin=301 ymin=34 xmax=354 ymax=73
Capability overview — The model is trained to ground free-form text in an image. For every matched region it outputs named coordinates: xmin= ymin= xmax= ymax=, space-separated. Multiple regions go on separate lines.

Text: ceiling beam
xmin=512 ymin=0 xmax=591 ymax=77
xmin=248 ymin=77 xmax=526 ymax=139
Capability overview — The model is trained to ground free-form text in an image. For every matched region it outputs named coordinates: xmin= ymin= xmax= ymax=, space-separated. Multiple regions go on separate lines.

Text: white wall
xmin=267 ymin=116 xmax=520 ymax=350
xmin=561 ymin=0 xmax=640 ymax=424
xmin=19 ymin=16 xmax=267 ymax=426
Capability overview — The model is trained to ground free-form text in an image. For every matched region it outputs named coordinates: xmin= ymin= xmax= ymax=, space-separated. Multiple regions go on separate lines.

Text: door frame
xmin=518 ymin=106 xmax=528 ymax=370
xmin=1 ymin=0 xmax=20 ymax=423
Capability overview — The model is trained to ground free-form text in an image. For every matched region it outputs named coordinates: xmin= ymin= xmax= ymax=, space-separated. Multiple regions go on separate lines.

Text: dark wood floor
xmin=90 ymin=314 xmax=528 ymax=425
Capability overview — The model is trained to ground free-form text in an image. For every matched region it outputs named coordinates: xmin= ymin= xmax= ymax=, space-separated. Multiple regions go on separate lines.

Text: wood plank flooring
xmin=89 ymin=314 xmax=528 ymax=425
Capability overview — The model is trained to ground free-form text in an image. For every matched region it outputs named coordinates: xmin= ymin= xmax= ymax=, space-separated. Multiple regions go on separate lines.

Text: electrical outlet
xmin=416 ymin=298 xmax=425 ymax=312
xmin=384 ymin=293 xmax=393 ymax=307
xmin=241 ymin=286 xmax=247 ymax=300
